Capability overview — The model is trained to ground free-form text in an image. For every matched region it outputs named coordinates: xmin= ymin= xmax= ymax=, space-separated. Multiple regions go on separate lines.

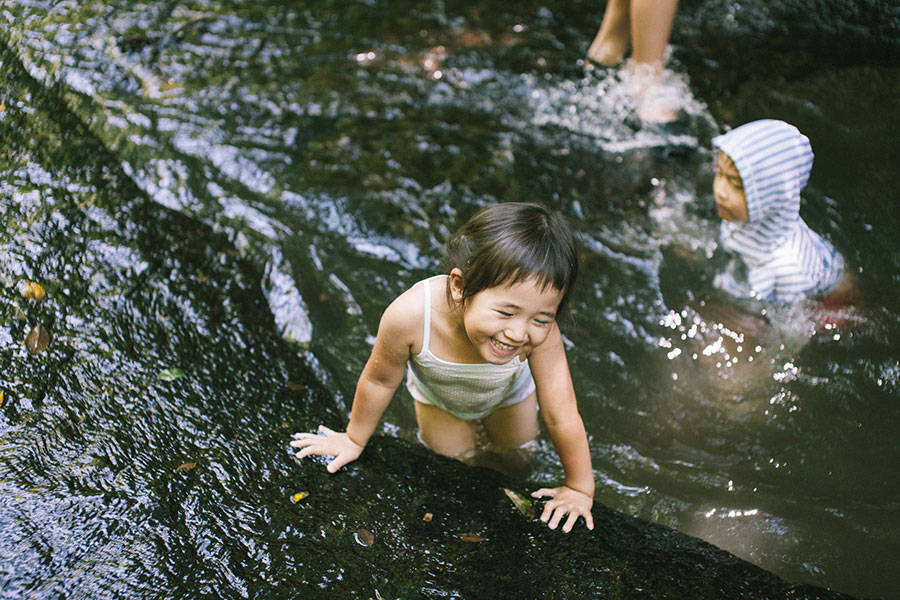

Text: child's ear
xmin=449 ymin=268 xmax=465 ymax=302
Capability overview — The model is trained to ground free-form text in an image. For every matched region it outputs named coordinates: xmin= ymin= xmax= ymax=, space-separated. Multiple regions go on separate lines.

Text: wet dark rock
xmin=0 ymin=36 xmax=865 ymax=600
xmin=283 ymin=436 xmax=865 ymax=599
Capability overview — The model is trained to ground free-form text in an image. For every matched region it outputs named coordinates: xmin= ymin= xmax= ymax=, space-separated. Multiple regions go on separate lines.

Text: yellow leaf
xmin=21 ymin=281 xmax=46 ymax=301
xmin=290 ymin=492 xmax=309 ymax=503
xmin=0 ymin=391 xmax=4 ymax=407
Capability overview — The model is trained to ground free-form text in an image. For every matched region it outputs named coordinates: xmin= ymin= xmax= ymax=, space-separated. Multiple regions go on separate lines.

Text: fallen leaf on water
xmin=422 ymin=512 xmax=433 ymax=522
xmin=0 ymin=391 xmax=4 ymax=407
xmin=159 ymin=367 xmax=185 ymax=381
xmin=21 ymin=281 xmax=46 ymax=301
xmin=0 ymin=101 xmax=5 ymax=112
xmin=457 ymin=533 xmax=487 ymax=543
xmin=503 ymin=488 xmax=536 ymax=519
xmin=175 ymin=462 xmax=196 ymax=472
xmin=25 ymin=324 xmax=50 ymax=354
xmin=354 ymin=528 xmax=374 ymax=547
xmin=290 ymin=492 xmax=309 ymax=503
xmin=287 ymin=382 xmax=307 ymax=391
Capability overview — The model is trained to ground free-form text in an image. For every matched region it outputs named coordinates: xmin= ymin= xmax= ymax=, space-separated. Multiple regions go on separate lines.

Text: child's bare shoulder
xmin=384 ymin=280 xmax=425 ymax=316
xmin=378 ymin=279 xmax=428 ymax=348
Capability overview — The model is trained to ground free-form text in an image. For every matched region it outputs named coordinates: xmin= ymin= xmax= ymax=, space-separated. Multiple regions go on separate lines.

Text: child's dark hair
xmin=442 ymin=202 xmax=579 ymax=319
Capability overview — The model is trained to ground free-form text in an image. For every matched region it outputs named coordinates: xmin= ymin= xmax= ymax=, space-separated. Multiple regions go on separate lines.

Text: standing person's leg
xmin=629 ymin=0 xmax=679 ymax=68
xmin=586 ymin=0 xmax=631 ymax=67
xmin=625 ymin=0 xmax=680 ymax=122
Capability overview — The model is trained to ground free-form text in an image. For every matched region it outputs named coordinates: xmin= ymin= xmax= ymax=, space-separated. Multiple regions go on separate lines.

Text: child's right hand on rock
xmin=291 ymin=425 xmax=364 ymax=473
xmin=531 ymin=485 xmax=595 ymax=533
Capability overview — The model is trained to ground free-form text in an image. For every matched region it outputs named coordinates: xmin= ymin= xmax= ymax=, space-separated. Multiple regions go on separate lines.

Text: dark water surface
xmin=2 ymin=1 xmax=899 ymax=598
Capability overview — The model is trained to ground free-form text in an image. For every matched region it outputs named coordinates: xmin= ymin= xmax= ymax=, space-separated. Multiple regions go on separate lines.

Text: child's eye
xmin=533 ymin=318 xmax=551 ymax=326
xmin=496 ymin=310 xmax=513 ymax=317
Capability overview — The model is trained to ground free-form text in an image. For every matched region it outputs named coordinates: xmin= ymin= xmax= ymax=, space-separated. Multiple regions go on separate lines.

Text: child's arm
xmin=527 ymin=326 xmax=596 ymax=532
xmin=290 ymin=291 xmax=417 ymax=473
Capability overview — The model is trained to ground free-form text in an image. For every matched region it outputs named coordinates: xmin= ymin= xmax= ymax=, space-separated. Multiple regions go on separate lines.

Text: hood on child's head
xmin=712 ymin=119 xmax=813 ymax=225
xmin=710 ymin=119 xmax=845 ymax=303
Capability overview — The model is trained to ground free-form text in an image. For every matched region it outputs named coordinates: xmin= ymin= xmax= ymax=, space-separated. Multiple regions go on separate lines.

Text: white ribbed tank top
xmin=405 ymin=276 xmax=534 ymax=421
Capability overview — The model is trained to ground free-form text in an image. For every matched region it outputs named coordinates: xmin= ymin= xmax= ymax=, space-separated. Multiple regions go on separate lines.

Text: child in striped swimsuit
xmin=292 ymin=203 xmax=595 ymax=533
xmin=712 ymin=119 xmax=852 ymax=303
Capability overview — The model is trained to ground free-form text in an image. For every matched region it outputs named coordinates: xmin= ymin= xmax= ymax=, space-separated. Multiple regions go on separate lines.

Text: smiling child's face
xmin=713 ymin=152 xmax=749 ymax=223
xmin=451 ymin=270 xmax=563 ymax=364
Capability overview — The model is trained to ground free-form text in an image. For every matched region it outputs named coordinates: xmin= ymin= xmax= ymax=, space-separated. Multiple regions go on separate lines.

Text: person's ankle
xmin=587 ymin=42 xmax=626 ymax=67
xmin=587 ymin=28 xmax=628 ymax=67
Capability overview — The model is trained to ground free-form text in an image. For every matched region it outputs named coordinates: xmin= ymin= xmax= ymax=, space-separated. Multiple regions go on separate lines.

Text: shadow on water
xmin=1 ymin=0 xmax=899 ymax=598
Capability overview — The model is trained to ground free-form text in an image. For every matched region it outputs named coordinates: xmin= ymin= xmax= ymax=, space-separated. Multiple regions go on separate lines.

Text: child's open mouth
xmin=491 ymin=338 xmax=517 ymax=354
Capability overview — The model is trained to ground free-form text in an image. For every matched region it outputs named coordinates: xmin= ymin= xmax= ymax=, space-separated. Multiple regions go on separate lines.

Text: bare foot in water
xmin=622 ymin=60 xmax=680 ymax=123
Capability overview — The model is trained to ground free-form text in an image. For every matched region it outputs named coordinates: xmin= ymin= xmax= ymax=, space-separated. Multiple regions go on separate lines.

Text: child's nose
xmin=505 ymin=321 xmax=527 ymax=343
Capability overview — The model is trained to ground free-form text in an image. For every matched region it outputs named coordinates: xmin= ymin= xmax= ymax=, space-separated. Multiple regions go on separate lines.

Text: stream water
xmin=2 ymin=1 xmax=899 ymax=598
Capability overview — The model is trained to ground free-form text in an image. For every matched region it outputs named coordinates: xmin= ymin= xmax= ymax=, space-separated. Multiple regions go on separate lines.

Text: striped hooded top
xmin=712 ymin=119 xmax=844 ymax=303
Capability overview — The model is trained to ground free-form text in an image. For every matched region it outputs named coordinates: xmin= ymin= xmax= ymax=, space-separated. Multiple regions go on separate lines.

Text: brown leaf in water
xmin=457 ymin=533 xmax=487 ymax=543
xmin=175 ymin=462 xmax=196 ymax=472
xmin=21 ymin=281 xmax=46 ymax=301
xmin=355 ymin=528 xmax=374 ymax=547
xmin=25 ymin=324 xmax=50 ymax=354
xmin=423 ymin=512 xmax=433 ymax=522
xmin=287 ymin=382 xmax=307 ymax=391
